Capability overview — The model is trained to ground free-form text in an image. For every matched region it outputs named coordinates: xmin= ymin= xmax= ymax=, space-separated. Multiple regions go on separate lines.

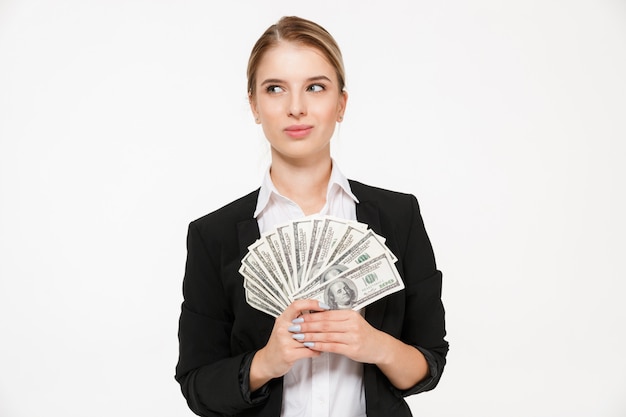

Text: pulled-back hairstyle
xmin=247 ymin=16 xmax=346 ymax=97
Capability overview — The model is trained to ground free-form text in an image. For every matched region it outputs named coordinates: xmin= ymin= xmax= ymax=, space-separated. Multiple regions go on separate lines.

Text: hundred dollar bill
xmin=292 ymin=218 xmax=313 ymax=290
xmin=292 ymin=230 xmax=395 ymax=298
xmin=301 ymin=217 xmax=324 ymax=285
xmin=263 ymin=229 xmax=295 ymax=294
xmin=239 ymin=253 xmax=291 ymax=309
xmin=274 ymin=223 xmax=296 ymax=286
xmin=241 ymin=265 xmax=289 ymax=312
xmin=298 ymin=253 xmax=404 ymax=311
xmin=302 ymin=216 xmax=351 ymax=286
xmin=243 ymin=268 xmax=285 ymax=316
xmin=324 ymin=223 xmax=368 ymax=267
xmin=248 ymin=238 xmax=290 ymax=298
xmin=240 ymin=215 xmax=402 ymax=316
xmin=243 ymin=271 xmax=287 ymax=315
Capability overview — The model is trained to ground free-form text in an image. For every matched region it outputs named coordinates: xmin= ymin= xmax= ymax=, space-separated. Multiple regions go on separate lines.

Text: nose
xmin=288 ymin=91 xmax=306 ymax=118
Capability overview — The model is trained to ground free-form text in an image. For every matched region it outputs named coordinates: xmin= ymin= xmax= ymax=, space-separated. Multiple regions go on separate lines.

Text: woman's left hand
xmin=290 ymin=306 xmax=431 ymax=390
xmin=290 ymin=309 xmax=388 ymax=364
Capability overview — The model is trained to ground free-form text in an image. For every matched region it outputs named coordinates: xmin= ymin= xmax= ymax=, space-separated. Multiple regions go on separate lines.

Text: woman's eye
xmin=308 ymin=84 xmax=325 ymax=92
xmin=267 ymin=85 xmax=284 ymax=93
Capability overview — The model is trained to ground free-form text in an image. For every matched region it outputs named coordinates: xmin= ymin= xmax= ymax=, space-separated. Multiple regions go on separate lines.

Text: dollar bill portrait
xmin=320 ymin=264 xmax=348 ymax=283
xmin=325 ymin=277 xmax=358 ymax=310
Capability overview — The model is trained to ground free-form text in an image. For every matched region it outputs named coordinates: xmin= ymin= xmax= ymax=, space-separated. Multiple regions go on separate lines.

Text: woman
xmin=175 ymin=16 xmax=448 ymax=417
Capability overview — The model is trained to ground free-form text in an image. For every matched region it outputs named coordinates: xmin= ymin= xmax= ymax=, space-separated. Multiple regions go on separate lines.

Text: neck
xmin=270 ymin=154 xmax=332 ymax=216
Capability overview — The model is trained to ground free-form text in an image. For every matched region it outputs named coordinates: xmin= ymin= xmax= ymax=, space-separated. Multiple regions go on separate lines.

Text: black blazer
xmin=176 ymin=180 xmax=448 ymax=417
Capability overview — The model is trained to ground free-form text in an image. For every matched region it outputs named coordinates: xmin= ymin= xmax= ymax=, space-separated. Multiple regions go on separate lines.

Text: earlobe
xmin=337 ymin=91 xmax=348 ymax=122
xmin=249 ymin=94 xmax=261 ymax=124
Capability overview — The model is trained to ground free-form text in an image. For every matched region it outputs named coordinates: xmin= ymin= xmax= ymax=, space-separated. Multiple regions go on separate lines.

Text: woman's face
xmin=249 ymin=41 xmax=347 ymax=164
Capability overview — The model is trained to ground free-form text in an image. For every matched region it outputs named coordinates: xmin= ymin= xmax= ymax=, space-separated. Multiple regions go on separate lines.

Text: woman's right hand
xmin=249 ymin=299 xmax=329 ymax=391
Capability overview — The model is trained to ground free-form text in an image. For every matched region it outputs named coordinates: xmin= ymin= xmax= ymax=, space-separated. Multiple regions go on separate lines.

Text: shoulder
xmin=349 ymin=179 xmax=417 ymax=208
xmin=190 ymin=189 xmax=259 ymax=233
xmin=349 ymin=179 xmax=424 ymax=240
xmin=349 ymin=179 xmax=410 ymax=195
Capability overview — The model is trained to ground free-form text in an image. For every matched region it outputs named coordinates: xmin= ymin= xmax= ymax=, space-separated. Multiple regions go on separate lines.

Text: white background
xmin=1 ymin=1 xmax=625 ymax=416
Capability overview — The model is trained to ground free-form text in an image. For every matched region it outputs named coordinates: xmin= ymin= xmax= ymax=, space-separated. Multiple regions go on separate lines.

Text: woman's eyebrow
xmin=306 ymin=75 xmax=333 ymax=83
xmin=260 ymin=75 xmax=333 ymax=86
xmin=260 ymin=78 xmax=284 ymax=86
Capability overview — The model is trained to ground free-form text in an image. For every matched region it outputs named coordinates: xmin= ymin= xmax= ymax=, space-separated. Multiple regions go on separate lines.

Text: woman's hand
xmin=291 ymin=305 xmax=431 ymax=390
xmin=249 ymin=299 xmax=329 ymax=391
xmin=288 ymin=308 xmax=387 ymax=364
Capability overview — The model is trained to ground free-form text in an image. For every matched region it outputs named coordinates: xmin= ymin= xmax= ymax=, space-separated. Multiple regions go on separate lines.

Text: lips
xmin=284 ymin=124 xmax=313 ymax=139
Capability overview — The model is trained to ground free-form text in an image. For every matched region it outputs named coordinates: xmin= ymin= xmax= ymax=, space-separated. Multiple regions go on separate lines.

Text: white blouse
xmin=254 ymin=161 xmax=366 ymax=417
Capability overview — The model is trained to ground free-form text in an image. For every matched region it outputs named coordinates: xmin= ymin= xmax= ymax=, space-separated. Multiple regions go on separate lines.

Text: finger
xmin=282 ymin=299 xmax=330 ymax=320
xmin=289 ymin=316 xmax=341 ymax=332
xmin=294 ymin=331 xmax=351 ymax=344
xmin=303 ymin=341 xmax=346 ymax=354
xmin=296 ymin=319 xmax=351 ymax=334
xmin=290 ymin=344 xmax=323 ymax=358
xmin=297 ymin=313 xmax=361 ymax=334
xmin=301 ymin=309 xmax=357 ymax=322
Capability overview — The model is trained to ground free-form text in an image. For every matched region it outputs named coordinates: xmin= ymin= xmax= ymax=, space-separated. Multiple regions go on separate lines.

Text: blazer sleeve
xmin=397 ymin=194 xmax=448 ymax=396
xmin=175 ymin=221 xmax=269 ymax=416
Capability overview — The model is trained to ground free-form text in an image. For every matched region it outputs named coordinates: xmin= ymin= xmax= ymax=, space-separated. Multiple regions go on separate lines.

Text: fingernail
xmin=288 ymin=324 xmax=301 ymax=332
xmin=318 ymin=302 xmax=331 ymax=310
xmin=304 ymin=342 xmax=315 ymax=348
xmin=292 ymin=333 xmax=305 ymax=340
xmin=292 ymin=317 xmax=304 ymax=324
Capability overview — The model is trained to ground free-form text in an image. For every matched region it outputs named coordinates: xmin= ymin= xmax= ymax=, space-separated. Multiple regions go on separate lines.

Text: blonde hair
xmin=247 ymin=16 xmax=346 ymax=97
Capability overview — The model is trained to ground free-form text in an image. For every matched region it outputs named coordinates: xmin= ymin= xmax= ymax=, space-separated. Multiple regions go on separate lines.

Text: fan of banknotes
xmin=239 ymin=215 xmax=404 ymax=317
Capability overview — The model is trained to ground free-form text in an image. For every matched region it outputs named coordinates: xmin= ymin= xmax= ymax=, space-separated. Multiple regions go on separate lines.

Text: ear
xmin=249 ymin=94 xmax=261 ymax=124
xmin=337 ymin=90 xmax=348 ymax=122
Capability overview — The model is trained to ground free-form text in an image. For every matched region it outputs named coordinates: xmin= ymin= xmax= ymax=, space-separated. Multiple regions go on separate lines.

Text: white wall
xmin=1 ymin=1 xmax=625 ymax=416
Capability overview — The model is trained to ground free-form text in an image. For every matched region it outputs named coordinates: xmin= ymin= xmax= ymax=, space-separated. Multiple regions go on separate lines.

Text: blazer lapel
xmin=235 ymin=189 xmax=262 ymax=257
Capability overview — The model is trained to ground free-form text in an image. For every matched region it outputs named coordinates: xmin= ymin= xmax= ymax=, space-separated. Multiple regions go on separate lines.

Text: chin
xmin=272 ymin=144 xmax=331 ymax=162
